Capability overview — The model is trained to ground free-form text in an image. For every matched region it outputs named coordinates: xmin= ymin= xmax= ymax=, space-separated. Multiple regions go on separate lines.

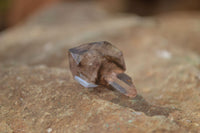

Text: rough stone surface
xmin=0 ymin=2 xmax=200 ymax=133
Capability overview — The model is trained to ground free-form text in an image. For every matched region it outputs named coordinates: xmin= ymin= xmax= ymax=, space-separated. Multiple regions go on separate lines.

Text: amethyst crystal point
xmin=68 ymin=41 xmax=137 ymax=98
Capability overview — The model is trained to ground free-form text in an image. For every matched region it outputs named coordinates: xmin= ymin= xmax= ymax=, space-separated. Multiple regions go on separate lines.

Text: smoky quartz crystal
xmin=68 ymin=41 xmax=137 ymax=97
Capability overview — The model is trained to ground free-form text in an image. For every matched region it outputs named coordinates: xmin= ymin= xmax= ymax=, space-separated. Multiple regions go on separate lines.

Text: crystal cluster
xmin=68 ymin=41 xmax=137 ymax=97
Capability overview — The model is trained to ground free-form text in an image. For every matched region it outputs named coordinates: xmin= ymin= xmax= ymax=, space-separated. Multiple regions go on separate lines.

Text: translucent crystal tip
xmin=75 ymin=76 xmax=98 ymax=88
xmin=108 ymin=73 xmax=137 ymax=98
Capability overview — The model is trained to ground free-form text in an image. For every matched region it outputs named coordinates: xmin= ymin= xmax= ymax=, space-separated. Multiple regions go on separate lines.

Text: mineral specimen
xmin=68 ymin=41 xmax=137 ymax=97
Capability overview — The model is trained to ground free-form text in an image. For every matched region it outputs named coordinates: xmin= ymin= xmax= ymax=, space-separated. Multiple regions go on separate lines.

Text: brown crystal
xmin=68 ymin=41 xmax=137 ymax=97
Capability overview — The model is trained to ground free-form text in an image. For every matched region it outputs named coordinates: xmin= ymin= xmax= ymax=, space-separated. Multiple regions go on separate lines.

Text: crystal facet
xmin=68 ymin=41 xmax=137 ymax=97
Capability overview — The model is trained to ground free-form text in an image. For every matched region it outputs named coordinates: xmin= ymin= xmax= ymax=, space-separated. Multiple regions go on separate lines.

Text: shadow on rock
xmin=90 ymin=88 xmax=176 ymax=117
xmin=111 ymin=94 xmax=175 ymax=117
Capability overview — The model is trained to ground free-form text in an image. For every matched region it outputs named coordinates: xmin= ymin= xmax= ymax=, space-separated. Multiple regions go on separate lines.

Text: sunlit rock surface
xmin=0 ymin=2 xmax=200 ymax=133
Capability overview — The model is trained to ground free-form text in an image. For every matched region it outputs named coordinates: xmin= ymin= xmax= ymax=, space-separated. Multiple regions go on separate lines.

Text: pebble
xmin=47 ymin=128 xmax=52 ymax=133
xmin=156 ymin=50 xmax=172 ymax=59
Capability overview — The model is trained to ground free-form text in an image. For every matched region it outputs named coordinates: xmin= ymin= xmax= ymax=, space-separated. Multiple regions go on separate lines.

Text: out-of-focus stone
xmin=0 ymin=2 xmax=200 ymax=133
xmin=99 ymin=0 xmax=200 ymax=15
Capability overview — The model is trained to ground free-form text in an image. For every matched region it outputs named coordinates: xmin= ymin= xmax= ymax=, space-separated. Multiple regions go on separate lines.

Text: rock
xmin=0 ymin=2 xmax=200 ymax=133
xmin=0 ymin=121 xmax=13 ymax=133
xmin=99 ymin=0 xmax=200 ymax=15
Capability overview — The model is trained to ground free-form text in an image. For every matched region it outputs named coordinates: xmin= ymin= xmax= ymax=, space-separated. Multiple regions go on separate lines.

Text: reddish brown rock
xmin=0 ymin=2 xmax=200 ymax=133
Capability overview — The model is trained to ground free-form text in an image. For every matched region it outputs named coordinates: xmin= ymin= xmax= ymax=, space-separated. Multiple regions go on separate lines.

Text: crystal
xmin=68 ymin=41 xmax=137 ymax=97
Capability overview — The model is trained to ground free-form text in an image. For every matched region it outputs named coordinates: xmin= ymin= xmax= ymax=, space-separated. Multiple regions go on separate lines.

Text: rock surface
xmin=0 ymin=2 xmax=200 ymax=133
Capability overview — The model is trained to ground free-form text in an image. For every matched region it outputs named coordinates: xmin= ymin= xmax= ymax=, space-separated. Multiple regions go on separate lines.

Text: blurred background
xmin=1 ymin=0 xmax=200 ymax=31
